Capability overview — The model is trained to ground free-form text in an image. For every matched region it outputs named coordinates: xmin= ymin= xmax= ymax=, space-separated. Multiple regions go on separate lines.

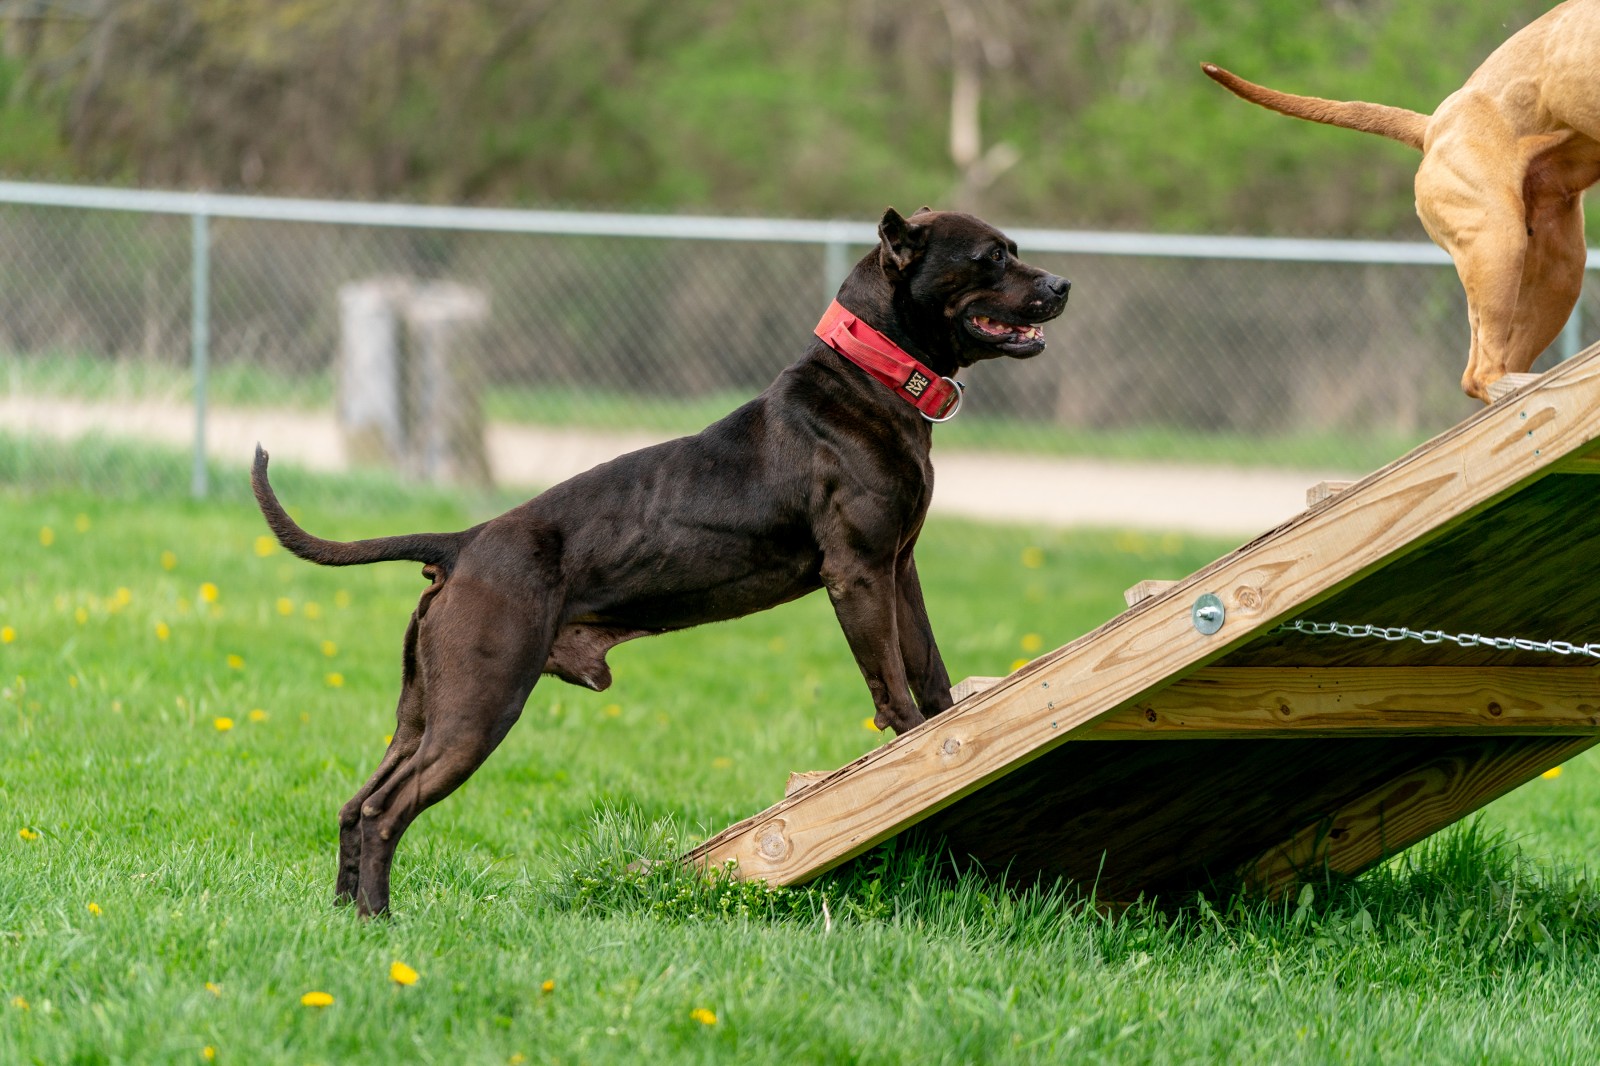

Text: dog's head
xmin=877 ymin=206 xmax=1070 ymax=366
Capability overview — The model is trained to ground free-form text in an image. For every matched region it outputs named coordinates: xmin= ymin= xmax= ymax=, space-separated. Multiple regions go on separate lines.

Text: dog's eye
xmin=988 ymin=248 xmax=1006 ymax=263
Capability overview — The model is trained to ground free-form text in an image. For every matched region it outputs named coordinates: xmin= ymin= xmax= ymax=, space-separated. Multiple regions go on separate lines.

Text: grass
xmin=1 ymin=351 xmax=1427 ymax=473
xmin=4 ymin=446 xmax=1600 ymax=1063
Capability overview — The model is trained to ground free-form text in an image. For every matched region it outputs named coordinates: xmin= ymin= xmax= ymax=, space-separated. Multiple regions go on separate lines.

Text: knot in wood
xmin=941 ymin=737 xmax=962 ymax=756
xmin=1234 ymin=585 xmax=1263 ymax=611
xmin=755 ymin=819 xmax=790 ymax=862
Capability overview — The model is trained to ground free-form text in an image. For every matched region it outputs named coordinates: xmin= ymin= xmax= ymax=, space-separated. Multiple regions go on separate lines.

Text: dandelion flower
xmin=690 ymin=1008 xmax=717 ymax=1026
xmin=862 ymin=716 xmax=879 ymax=732
xmin=213 ymin=717 xmax=234 ymax=732
xmin=712 ymin=757 xmax=733 ymax=770
xmin=160 ymin=550 xmax=178 ymax=571
xmin=276 ymin=597 xmax=294 ymax=616
xmin=300 ymin=991 xmax=334 ymax=1008
xmin=74 ymin=607 xmax=88 ymax=625
xmin=0 ymin=626 xmax=14 ymax=644
xmin=1543 ymin=765 xmax=1564 ymax=780
xmin=321 ymin=640 xmax=337 ymax=658
xmin=1010 ymin=658 xmax=1030 ymax=672
xmin=1020 ymin=632 xmax=1043 ymax=653
xmin=325 ymin=672 xmax=344 ymax=688
xmin=602 ymin=703 xmax=622 ymax=718
xmin=86 ymin=902 xmax=101 ymax=917
xmin=202 ymin=1047 xmax=216 ymax=1061
xmin=155 ymin=622 xmax=170 ymax=641
xmin=509 ymin=1055 xmax=527 ymax=1065
xmin=226 ymin=654 xmax=244 ymax=670
xmin=1020 ymin=546 xmax=1044 ymax=569
xmin=540 ymin=980 xmax=555 ymax=994
xmin=383 ymin=734 xmax=393 ymax=745
xmin=112 ymin=587 xmax=132 ymax=609
xmin=303 ymin=602 xmax=323 ymax=620
xmin=205 ymin=982 xmax=222 ymax=996
xmin=10 ymin=995 xmax=27 ymax=1010
xmin=389 ymin=961 xmax=419 ymax=986
xmin=254 ymin=535 xmax=276 ymax=557
xmin=334 ymin=590 xmax=351 ymax=609
xmin=248 ymin=709 xmax=269 ymax=723
xmin=199 ymin=582 xmax=219 ymax=604
xmin=74 ymin=513 xmax=90 ymax=533
xmin=18 ymin=827 xmax=39 ymax=841
xmin=39 ymin=526 xmax=54 ymax=547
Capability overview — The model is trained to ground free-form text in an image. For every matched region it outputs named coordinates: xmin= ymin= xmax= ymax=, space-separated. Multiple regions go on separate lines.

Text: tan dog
xmin=1204 ymin=0 xmax=1600 ymax=402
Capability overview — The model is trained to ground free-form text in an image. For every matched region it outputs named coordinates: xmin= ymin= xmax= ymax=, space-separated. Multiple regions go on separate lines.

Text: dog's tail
xmin=252 ymin=445 xmax=474 ymax=569
xmin=1201 ymin=63 xmax=1427 ymax=151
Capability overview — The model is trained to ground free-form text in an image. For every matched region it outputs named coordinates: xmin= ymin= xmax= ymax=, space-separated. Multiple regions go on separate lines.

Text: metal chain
xmin=1277 ymin=619 xmax=1600 ymax=659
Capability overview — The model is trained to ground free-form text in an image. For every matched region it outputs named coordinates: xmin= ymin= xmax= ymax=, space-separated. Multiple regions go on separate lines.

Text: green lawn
xmin=4 ymin=454 xmax=1600 ymax=1064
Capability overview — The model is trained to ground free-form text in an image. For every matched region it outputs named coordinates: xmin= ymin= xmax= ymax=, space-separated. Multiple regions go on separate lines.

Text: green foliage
xmin=3 ymin=1 xmax=1589 ymax=237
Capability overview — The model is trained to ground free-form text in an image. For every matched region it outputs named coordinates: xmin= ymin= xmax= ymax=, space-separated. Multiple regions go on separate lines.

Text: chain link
xmin=1277 ymin=619 xmax=1600 ymax=659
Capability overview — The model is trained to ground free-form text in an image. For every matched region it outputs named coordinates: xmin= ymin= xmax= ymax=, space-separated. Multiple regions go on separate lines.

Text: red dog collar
xmin=814 ymin=300 xmax=964 ymax=421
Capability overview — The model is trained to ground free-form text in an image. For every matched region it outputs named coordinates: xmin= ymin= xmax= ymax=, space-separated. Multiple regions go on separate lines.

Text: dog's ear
xmin=911 ymin=205 xmax=934 ymax=216
xmin=878 ymin=207 xmax=929 ymax=275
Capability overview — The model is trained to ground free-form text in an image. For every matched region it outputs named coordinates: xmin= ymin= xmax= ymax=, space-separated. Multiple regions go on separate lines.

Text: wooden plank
xmin=1486 ymin=372 xmax=1543 ymax=403
xmin=1123 ymin=579 xmax=1177 ymax=607
xmin=1242 ymin=735 xmax=1600 ymax=897
xmin=950 ymin=675 xmax=1002 ymax=704
xmin=1084 ymin=666 xmax=1600 ymax=738
xmin=785 ymin=770 xmax=832 ymax=797
xmin=685 ymin=343 xmax=1600 ymax=886
xmin=1305 ymin=481 xmax=1354 ymax=507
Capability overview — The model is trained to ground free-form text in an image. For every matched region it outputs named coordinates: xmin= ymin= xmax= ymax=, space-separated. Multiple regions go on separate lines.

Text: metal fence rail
xmin=0 ymin=180 xmax=1592 ymax=498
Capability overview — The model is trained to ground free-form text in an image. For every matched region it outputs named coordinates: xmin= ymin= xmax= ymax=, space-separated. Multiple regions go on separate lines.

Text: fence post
xmin=1560 ymin=294 xmax=1584 ymax=361
xmin=190 ymin=210 xmax=210 ymax=498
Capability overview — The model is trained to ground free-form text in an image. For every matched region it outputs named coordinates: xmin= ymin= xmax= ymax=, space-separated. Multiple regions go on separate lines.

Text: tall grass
xmin=3 ymin=445 xmax=1598 ymax=1063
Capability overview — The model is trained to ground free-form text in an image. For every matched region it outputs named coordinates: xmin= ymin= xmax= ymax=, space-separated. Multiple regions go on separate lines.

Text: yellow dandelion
xmin=389 ymin=961 xmax=419 ymax=986
xmin=321 ymin=640 xmax=337 ymax=658
xmin=68 ymin=676 xmax=79 ymax=690
xmin=160 ymin=550 xmax=178 ymax=571
xmin=334 ymin=590 xmax=351 ymax=609
xmin=11 ymin=995 xmax=28 ymax=1010
xmin=509 ymin=1055 xmax=527 ymax=1066
xmin=205 ymin=982 xmax=222 ymax=997
xmin=86 ymin=902 xmax=101 ymax=917
xmin=1020 ymin=546 xmax=1044 ymax=569
xmin=0 ymin=626 xmax=14 ymax=644
xmin=325 ymin=672 xmax=344 ymax=688
xmin=602 ymin=703 xmax=622 ymax=718
xmin=276 ymin=597 xmax=294 ymax=616
xmin=862 ymin=716 xmax=880 ymax=732
xmin=248 ymin=708 xmax=269 ymax=723
xmin=39 ymin=526 xmax=54 ymax=547
xmin=114 ymin=587 xmax=132 ymax=607
xmin=299 ymin=991 xmax=334 ymax=1008
xmin=202 ymin=1047 xmax=216 ymax=1062
xmin=712 ymin=756 xmax=734 ymax=769
xmin=303 ymin=602 xmax=323 ymax=620
xmin=1543 ymin=765 xmax=1564 ymax=780
xmin=253 ymin=535 xmax=276 ymax=557
xmin=1020 ymin=632 xmax=1043 ymax=653
xmin=155 ymin=622 xmax=170 ymax=641
xmin=213 ymin=717 xmax=234 ymax=732
xmin=74 ymin=513 xmax=90 ymax=533
xmin=199 ymin=582 xmax=219 ymax=604
xmin=18 ymin=827 xmax=39 ymax=841
xmin=690 ymin=1007 xmax=718 ymax=1026
xmin=226 ymin=654 xmax=244 ymax=670
xmin=540 ymin=980 xmax=555 ymax=994
xmin=1010 ymin=658 xmax=1030 ymax=671
xmin=74 ymin=607 xmax=88 ymax=625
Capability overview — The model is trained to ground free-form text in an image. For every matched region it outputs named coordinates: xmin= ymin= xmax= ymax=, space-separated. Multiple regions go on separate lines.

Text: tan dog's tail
xmin=1201 ymin=63 xmax=1427 ymax=150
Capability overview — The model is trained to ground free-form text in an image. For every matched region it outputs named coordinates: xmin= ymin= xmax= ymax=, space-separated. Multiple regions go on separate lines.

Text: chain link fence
xmin=0 ymin=182 xmax=1594 ymax=505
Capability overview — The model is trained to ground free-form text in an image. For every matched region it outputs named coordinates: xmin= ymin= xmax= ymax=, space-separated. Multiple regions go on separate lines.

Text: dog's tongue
xmin=972 ymin=315 xmax=1042 ymax=341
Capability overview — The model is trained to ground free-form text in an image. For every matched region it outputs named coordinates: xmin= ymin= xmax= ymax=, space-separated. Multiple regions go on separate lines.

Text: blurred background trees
xmin=0 ymin=0 xmax=1569 ymax=236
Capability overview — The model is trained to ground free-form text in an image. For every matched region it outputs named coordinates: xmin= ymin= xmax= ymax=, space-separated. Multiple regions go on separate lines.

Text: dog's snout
xmin=1044 ymin=274 xmax=1071 ymax=298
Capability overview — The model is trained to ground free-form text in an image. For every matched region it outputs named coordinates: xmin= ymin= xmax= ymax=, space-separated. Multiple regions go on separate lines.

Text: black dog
xmin=253 ymin=207 xmax=1070 ymax=914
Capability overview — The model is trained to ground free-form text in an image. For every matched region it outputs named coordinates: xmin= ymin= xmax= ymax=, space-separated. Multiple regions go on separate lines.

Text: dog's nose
xmin=1044 ymin=274 xmax=1071 ymax=298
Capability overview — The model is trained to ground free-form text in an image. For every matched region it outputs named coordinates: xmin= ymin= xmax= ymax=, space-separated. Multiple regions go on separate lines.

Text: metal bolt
xmin=1192 ymin=593 xmax=1225 ymax=635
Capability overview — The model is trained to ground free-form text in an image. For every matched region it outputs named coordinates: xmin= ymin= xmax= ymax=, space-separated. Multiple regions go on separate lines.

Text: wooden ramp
xmin=685 ymin=342 xmax=1600 ymax=900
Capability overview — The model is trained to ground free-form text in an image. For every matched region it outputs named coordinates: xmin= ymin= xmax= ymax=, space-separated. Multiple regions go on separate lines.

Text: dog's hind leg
xmin=352 ymin=576 xmax=557 ymax=916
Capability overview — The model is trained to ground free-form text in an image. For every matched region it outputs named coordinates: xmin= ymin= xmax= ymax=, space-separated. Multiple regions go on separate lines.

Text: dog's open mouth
xmin=965 ymin=314 xmax=1046 ymax=353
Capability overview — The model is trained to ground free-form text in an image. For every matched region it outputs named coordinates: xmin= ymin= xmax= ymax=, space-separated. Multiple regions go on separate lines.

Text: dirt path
xmin=1 ymin=394 xmax=1360 ymax=537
